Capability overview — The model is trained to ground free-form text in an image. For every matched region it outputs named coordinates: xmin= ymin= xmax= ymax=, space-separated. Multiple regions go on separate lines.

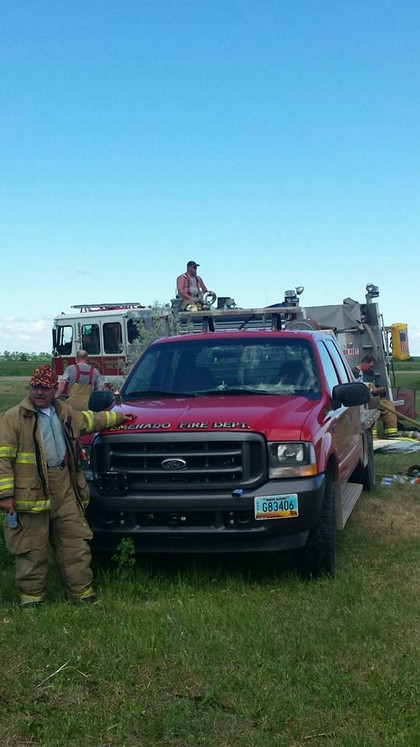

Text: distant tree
xmin=0 ymin=351 xmax=50 ymax=361
xmin=125 ymin=303 xmax=183 ymax=370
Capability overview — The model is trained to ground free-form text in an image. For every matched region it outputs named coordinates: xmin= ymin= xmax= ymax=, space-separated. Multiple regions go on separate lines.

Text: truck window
xmin=127 ymin=319 xmax=139 ymax=344
xmin=81 ymin=323 xmax=100 ymax=355
xmin=55 ymin=325 xmax=73 ymax=356
xmin=324 ymin=338 xmax=351 ymax=383
xmin=103 ymin=322 xmax=122 ymax=354
xmin=317 ymin=342 xmax=341 ymax=396
xmin=125 ymin=346 xmax=179 ymax=393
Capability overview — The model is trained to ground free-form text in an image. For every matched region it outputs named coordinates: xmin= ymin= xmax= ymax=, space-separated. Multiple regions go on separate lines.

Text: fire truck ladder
xmin=71 ymin=303 xmax=145 ymax=313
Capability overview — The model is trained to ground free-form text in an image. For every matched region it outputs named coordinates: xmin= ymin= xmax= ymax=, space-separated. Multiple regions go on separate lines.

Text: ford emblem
xmin=161 ymin=458 xmax=187 ymax=471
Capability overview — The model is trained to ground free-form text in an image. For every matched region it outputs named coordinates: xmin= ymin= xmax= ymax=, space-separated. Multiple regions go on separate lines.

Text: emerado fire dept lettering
xmin=111 ymin=421 xmax=250 ymax=431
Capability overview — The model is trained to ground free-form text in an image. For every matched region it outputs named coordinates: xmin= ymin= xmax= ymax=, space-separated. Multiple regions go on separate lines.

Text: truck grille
xmin=92 ymin=432 xmax=266 ymax=491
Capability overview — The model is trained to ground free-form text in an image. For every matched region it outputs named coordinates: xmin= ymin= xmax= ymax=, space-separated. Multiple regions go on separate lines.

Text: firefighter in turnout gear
xmin=351 ymin=355 xmax=399 ymax=438
xmin=0 ymin=364 xmax=132 ymax=608
xmin=56 ymin=349 xmax=105 ymax=411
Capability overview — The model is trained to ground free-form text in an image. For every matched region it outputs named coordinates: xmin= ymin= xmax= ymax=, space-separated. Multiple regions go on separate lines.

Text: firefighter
xmin=176 ymin=261 xmax=208 ymax=308
xmin=0 ymin=364 xmax=132 ymax=608
xmin=56 ymin=349 xmax=105 ymax=411
xmin=351 ymin=355 xmax=399 ymax=438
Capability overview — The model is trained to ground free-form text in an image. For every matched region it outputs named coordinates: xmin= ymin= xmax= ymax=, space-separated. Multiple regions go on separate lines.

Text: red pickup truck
xmin=85 ymin=326 xmax=377 ymax=577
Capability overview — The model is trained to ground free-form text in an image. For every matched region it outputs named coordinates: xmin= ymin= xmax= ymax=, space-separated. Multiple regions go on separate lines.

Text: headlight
xmin=268 ymin=442 xmax=317 ymax=478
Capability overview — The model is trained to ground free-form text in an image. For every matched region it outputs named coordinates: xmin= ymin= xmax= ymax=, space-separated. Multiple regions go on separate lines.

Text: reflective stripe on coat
xmin=0 ymin=398 xmax=125 ymax=512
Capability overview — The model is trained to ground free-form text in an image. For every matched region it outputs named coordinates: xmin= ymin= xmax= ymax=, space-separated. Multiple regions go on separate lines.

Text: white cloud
xmin=0 ymin=317 xmax=52 ymax=353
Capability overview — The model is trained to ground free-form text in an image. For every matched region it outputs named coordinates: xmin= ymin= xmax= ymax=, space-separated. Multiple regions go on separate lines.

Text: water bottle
xmin=392 ymin=474 xmax=406 ymax=484
xmin=6 ymin=511 xmax=18 ymax=529
xmin=381 ymin=477 xmax=392 ymax=488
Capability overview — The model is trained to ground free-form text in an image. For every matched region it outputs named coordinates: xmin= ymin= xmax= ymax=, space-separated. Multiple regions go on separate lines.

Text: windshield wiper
xmin=124 ymin=390 xmax=197 ymax=399
xmin=205 ymin=387 xmax=280 ymax=396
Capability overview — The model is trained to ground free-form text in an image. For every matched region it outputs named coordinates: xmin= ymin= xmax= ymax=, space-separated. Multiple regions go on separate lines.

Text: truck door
xmin=317 ymin=340 xmax=361 ymax=482
xmin=52 ymin=322 xmax=76 ymax=376
xmin=101 ymin=317 xmax=125 ymax=377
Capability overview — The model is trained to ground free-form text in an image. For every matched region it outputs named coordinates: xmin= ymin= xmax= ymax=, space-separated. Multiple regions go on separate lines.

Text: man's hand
xmin=0 ymin=498 xmax=15 ymax=513
xmin=122 ymin=413 xmax=134 ymax=422
xmin=371 ymin=386 xmax=386 ymax=396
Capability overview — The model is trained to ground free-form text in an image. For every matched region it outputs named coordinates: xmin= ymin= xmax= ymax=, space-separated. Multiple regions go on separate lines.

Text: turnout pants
xmin=4 ymin=467 xmax=94 ymax=605
xmin=379 ymin=399 xmax=398 ymax=437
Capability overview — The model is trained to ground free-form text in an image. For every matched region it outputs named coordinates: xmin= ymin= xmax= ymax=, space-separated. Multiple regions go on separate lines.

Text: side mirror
xmin=88 ymin=390 xmax=116 ymax=412
xmin=332 ymin=382 xmax=371 ymax=408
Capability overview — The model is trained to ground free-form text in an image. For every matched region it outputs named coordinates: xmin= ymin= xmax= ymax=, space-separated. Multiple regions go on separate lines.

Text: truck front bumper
xmin=86 ymin=474 xmax=326 ymax=554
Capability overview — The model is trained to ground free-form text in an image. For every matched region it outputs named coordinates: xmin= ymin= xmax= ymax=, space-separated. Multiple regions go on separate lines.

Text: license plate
xmin=254 ymin=494 xmax=299 ymax=520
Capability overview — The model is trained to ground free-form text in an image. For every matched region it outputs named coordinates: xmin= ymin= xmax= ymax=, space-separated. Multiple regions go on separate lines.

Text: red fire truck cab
xmin=52 ymin=303 xmax=155 ymax=382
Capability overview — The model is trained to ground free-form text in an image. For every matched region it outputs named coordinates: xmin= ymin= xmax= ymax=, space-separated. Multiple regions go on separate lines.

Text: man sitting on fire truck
xmin=176 ymin=261 xmax=208 ymax=309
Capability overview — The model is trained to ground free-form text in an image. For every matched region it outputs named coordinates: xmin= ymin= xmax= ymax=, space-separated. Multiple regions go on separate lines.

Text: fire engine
xmin=52 ymin=302 xmax=155 ymax=381
xmin=51 ymin=284 xmax=407 ymax=401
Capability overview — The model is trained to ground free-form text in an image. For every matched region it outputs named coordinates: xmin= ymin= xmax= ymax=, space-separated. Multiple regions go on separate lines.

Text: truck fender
xmin=316 ymin=431 xmax=338 ymax=480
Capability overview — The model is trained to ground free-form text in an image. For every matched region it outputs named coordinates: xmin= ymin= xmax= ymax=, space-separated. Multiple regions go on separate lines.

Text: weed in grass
xmin=111 ymin=537 xmax=136 ymax=576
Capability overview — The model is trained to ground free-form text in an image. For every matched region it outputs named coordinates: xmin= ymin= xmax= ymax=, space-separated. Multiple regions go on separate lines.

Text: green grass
xmin=0 ymin=358 xmax=50 ymax=377
xmin=392 ymin=372 xmax=420 ymax=391
xmin=391 ymin=359 xmax=420 ymax=390
xmin=0 ymin=485 xmax=419 ymax=747
xmin=1 ymin=374 xmax=419 ymax=746
xmin=0 ymin=379 xmax=30 ymax=414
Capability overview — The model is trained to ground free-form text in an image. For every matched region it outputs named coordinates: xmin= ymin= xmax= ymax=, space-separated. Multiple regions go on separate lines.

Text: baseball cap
xmin=187 ymin=260 xmax=199 ymax=267
xmin=30 ymin=364 xmax=58 ymax=389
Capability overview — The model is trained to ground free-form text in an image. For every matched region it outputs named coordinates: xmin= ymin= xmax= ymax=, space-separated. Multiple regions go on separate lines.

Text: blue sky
xmin=1 ymin=0 xmax=419 ymax=354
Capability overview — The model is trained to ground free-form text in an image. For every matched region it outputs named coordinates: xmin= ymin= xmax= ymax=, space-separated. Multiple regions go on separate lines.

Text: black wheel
xmin=350 ymin=428 xmax=376 ymax=491
xmin=360 ymin=428 xmax=376 ymax=491
xmin=297 ymin=473 xmax=337 ymax=579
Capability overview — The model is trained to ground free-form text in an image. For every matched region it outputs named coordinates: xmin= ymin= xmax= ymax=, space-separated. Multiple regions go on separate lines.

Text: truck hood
xmin=111 ymin=393 xmax=319 ymax=441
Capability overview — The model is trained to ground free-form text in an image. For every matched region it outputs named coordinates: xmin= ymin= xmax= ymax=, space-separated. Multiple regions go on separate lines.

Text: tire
xmin=297 ymin=473 xmax=337 ymax=579
xmin=360 ymin=428 xmax=376 ymax=491
xmin=284 ymin=318 xmax=320 ymax=331
xmin=351 ymin=428 xmax=376 ymax=492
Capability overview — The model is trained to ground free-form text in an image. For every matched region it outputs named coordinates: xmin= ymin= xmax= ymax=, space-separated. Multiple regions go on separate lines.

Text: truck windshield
xmin=123 ymin=338 xmax=321 ymax=398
